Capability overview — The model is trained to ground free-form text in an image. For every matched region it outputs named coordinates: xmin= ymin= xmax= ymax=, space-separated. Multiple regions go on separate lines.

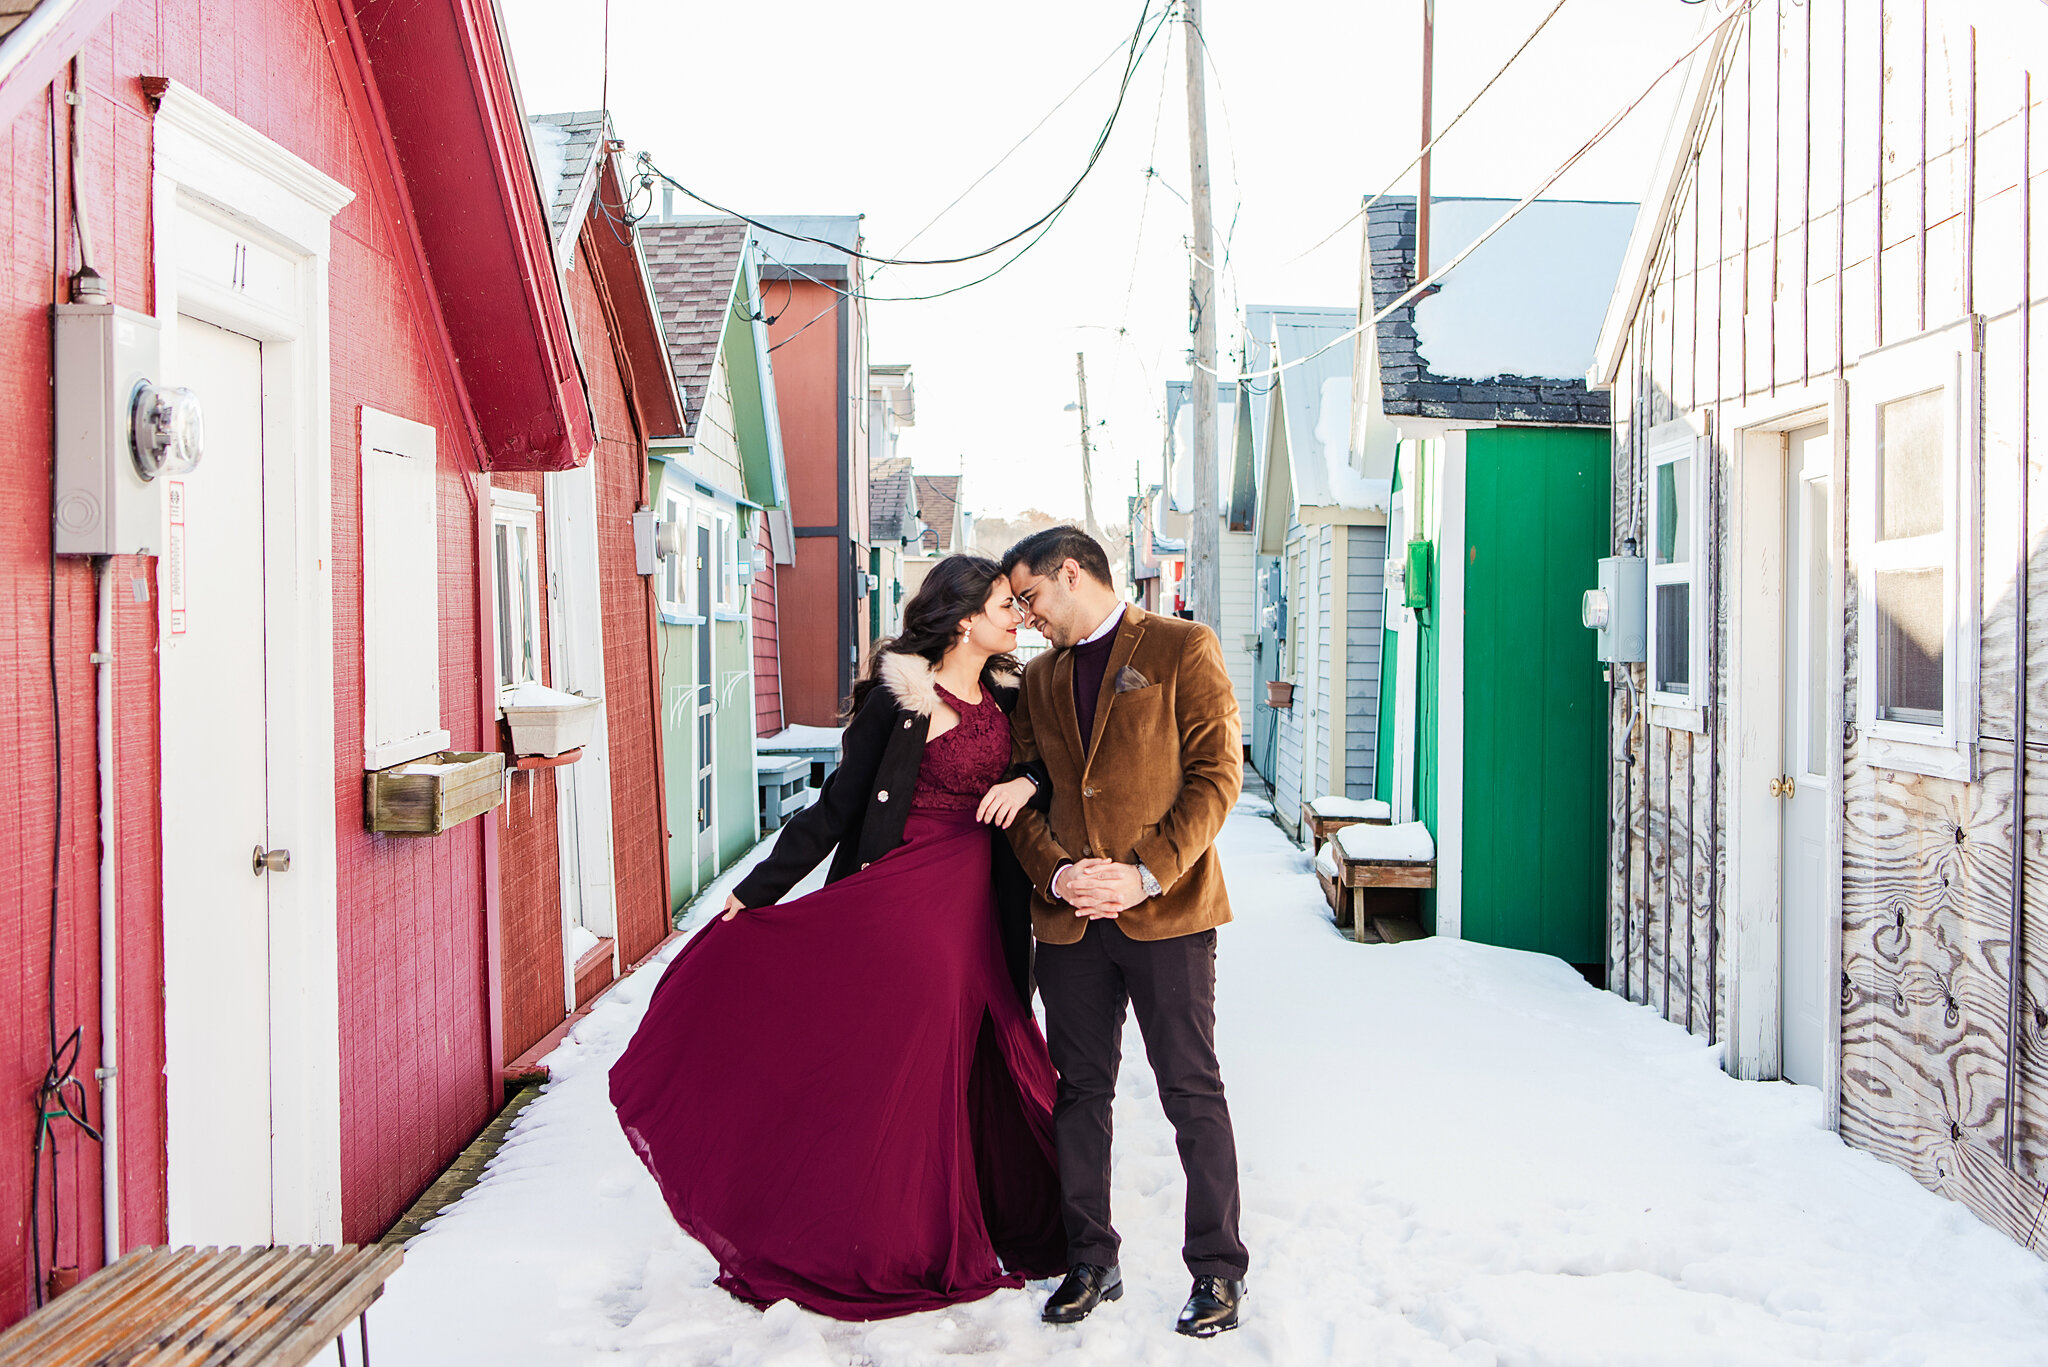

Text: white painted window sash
xmin=657 ymin=488 xmax=692 ymax=619
xmin=715 ymin=509 xmax=738 ymax=612
xmin=1645 ymin=417 xmax=1706 ymax=715
xmin=1851 ymin=324 xmax=1980 ymax=777
xmin=489 ymin=492 xmax=542 ymax=700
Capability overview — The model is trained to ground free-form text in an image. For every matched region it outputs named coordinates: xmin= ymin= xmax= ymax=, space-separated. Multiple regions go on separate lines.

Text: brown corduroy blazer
xmin=1007 ymin=604 xmax=1243 ymax=944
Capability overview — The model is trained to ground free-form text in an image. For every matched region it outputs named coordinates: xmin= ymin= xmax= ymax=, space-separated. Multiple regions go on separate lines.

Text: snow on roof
xmin=1311 ymin=795 xmax=1391 ymax=820
xmin=527 ymin=111 xmax=608 ymax=252
xmin=751 ymin=215 xmax=862 ymax=277
xmin=1411 ymin=198 xmax=1637 ymax=384
xmin=1336 ymin=821 xmax=1436 ymax=863
xmin=1164 ymin=380 xmax=1238 ymax=514
xmin=1270 ymin=309 xmax=1385 ymax=513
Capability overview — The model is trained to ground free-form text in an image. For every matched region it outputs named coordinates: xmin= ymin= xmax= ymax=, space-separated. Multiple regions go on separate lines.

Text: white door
xmin=161 ymin=316 xmax=277 ymax=1243
xmin=1780 ymin=423 xmax=1834 ymax=1085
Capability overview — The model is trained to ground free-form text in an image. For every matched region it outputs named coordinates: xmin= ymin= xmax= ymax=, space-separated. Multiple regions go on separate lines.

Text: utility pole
xmin=1181 ymin=0 xmax=1220 ymax=630
xmin=1416 ymin=0 xmax=1436 ymax=284
xmin=1073 ymin=352 xmax=1104 ymax=543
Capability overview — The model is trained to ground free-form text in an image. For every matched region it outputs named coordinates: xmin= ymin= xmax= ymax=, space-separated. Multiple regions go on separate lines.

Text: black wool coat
xmin=730 ymin=652 xmax=1045 ymax=1004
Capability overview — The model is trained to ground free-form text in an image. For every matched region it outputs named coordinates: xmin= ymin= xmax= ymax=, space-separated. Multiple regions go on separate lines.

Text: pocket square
xmin=1113 ymin=666 xmax=1152 ymax=693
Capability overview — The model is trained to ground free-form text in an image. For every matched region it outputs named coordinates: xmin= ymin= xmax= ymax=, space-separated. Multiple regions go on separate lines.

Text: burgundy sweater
xmin=1070 ymin=627 xmax=1119 ymax=756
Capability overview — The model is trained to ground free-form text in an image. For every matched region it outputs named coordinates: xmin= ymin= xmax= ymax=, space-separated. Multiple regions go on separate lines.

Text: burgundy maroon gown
xmin=610 ymin=684 xmax=1066 ymax=1320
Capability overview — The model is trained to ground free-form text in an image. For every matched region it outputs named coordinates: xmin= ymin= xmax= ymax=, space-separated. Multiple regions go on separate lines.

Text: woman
xmin=609 ymin=554 xmax=1066 ymax=1322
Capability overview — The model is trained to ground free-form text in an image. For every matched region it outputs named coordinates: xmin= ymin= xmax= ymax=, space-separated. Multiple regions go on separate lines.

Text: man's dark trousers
xmin=1034 ymin=918 xmax=1248 ymax=1278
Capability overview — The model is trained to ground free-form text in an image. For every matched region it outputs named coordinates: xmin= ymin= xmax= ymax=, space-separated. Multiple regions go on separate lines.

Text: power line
xmin=637 ymin=0 xmax=1170 ymax=272
xmin=1209 ymin=0 xmax=1751 ymax=384
xmin=880 ymin=26 xmax=1151 ymax=269
xmin=1282 ymin=0 xmax=1577 ymax=267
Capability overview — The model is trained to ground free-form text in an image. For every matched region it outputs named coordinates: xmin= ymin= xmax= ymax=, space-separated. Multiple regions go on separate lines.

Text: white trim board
xmin=152 ymin=79 xmax=350 ymax=1244
xmin=1435 ymin=434 xmax=1467 ymax=940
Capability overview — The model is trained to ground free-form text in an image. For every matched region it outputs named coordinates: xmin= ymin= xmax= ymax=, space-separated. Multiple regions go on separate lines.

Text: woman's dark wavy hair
xmin=848 ymin=553 xmax=1023 ymax=713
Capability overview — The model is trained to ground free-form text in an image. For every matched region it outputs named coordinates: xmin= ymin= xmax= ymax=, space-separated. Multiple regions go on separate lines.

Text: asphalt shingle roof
xmin=913 ymin=475 xmax=959 ymax=553
xmin=528 ymin=111 xmax=607 ymax=249
xmin=869 ymin=457 xmax=917 ymax=543
xmin=640 ymin=219 xmax=748 ymax=438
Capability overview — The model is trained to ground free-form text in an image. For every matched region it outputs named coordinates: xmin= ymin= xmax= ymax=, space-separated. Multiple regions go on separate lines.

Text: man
xmin=1000 ymin=526 xmax=1248 ymax=1338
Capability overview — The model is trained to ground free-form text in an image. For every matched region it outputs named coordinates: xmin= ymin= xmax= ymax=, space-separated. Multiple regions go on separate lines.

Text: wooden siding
xmin=751 ymin=518 xmax=783 ymax=736
xmin=1344 ymin=525 xmax=1388 ymax=796
xmin=1221 ymin=528 xmax=1257 ymax=721
xmin=570 ymin=241 xmax=668 ymax=974
xmin=1606 ymin=0 xmax=2048 ymax=1250
xmin=1312 ymin=525 xmax=1334 ymax=802
xmin=764 ymin=281 xmax=852 ymax=724
xmin=1274 ymin=520 xmax=1310 ymax=828
xmin=695 ymin=352 xmax=747 ymax=498
xmin=488 ymin=472 xmax=567 ymax=1063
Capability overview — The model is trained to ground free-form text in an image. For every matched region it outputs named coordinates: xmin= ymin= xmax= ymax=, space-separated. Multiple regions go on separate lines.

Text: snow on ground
xmin=361 ymin=800 xmax=2048 ymax=1366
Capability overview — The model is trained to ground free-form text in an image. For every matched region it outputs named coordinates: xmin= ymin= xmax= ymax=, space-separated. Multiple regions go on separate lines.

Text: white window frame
xmin=715 ymin=508 xmax=740 ymax=613
xmin=1645 ymin=415 xmax=1707 ymax=718
xmin=1851 ymin=320 xmax=1981 ymax=781
xmin=657 ymin=485 xmax=694 ymax=620
xmin=490 ymin=487 xmax=542 ymax=703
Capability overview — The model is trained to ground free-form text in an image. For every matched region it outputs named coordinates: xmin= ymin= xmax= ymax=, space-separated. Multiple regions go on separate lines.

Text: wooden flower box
xmin=365 ymin=751 xmax=505 ymax=836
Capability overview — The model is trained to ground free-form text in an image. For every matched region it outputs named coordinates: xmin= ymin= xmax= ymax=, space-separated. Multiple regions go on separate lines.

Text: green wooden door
xmin=1459 ymin=427 xmax=1609 ymax=965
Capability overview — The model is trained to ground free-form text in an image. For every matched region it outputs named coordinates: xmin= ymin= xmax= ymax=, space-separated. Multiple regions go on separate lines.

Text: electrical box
xmin=53 ymin=304 xmax=167 ymax=555
xmin=632 ymin=507 xmax=658 ymax=575
xmin=1584 ymin=554 xmax=1647 ymax=662
xmin=1402 ymin=538 xmax=1432 ymax=612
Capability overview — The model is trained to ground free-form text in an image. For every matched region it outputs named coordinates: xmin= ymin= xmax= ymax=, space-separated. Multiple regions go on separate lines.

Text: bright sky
xmin=500 ymin=0 xmax=1708 ymax=520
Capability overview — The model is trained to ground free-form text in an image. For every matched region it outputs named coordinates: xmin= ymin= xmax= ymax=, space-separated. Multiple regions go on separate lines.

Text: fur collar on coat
xmin=877 ymin=651 xmax=1023 ymax=718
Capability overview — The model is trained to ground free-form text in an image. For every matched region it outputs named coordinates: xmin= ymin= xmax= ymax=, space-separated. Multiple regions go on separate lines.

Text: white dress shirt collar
xmin=1075 ymin=600 xmax=1127 ymax=647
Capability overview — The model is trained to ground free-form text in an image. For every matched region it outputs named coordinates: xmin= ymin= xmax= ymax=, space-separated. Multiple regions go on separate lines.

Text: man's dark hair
xmin=1000 ymin=525 xmax=1114 ymax=587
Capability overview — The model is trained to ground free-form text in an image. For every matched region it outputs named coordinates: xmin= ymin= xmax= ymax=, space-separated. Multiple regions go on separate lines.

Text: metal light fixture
xmin=129 ymin=380 xmax=203 ymax=480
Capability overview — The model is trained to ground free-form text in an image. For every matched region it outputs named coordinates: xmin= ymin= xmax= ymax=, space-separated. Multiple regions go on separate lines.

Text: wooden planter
xmin=366 ymin=751 xmax=505 ymax=836
xmin=1266 ymin=680 xmax=1295 ymax=708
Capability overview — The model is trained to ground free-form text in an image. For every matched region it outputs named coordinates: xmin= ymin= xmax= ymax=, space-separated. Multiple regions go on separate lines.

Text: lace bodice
xmin=910 ymin=684 xmax=1011 ymax=812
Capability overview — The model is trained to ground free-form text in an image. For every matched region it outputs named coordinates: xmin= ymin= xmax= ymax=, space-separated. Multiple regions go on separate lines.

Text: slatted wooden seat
xmin=0 ymin=1244 xmax=403 ymax=1367
xmin=1332 ymin=822 xmax=1436 ymax=945
xmin=1301 ymin=797 xmax=1391 ymax=855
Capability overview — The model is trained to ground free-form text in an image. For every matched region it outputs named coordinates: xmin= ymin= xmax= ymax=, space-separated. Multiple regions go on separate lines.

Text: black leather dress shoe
xmin=1175 ymin=1275 xmax=1245 ymax=1337
xmin=1041 ymin=1262 xmax=1123 ymax=1324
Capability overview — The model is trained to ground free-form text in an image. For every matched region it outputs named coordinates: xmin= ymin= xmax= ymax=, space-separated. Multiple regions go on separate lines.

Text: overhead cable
xmin=881 ymin=25 xmax=1153 ymax=268
xmin=1208 ymin=0 xmax=1752 ymax=384
xmin=1282 ymin=0 xmax=1576 ymax=267
xmin=638 ymin=0 xmax=1169 ymax=272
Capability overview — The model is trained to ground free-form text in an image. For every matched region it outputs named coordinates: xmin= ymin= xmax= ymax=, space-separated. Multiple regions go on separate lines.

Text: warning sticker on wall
xmin=167 ymin=479 xmax=188 ymax=636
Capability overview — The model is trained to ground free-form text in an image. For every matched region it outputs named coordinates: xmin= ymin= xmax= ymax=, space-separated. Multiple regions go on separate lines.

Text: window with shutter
xmin=361 ymin=407 xmax=450 ymax=769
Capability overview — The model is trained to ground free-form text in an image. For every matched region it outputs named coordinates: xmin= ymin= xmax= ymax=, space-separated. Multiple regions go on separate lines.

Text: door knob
xmin=1768 ymin=776 xmax=1797 ymax=799
xmin=253 ymin=846 xmax=291 ymax=875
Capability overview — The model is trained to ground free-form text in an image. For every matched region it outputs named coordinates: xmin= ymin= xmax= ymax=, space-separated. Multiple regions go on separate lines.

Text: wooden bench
xmin=756 ymin=753 xmax=811 ymax=831
xmin=1301 ymin=797 xmax=1391 ymax=855
xmin=0 ymin=1244 xmax=403 ymax=1367
xmin=1331 ymin=822 xmax=1436 ymax=944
